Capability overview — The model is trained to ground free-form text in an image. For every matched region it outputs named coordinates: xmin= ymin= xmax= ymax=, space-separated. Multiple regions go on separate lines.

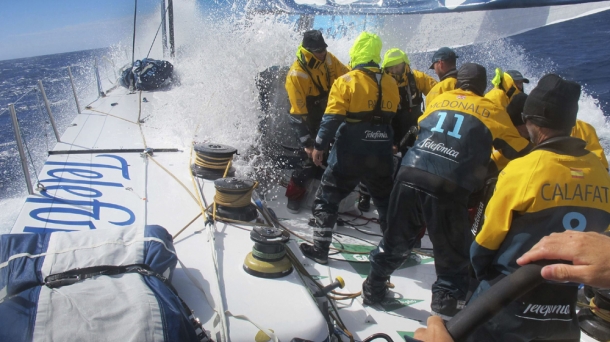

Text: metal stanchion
xmin=94 ymin=59 xmax=105 ymax=98
xmin=8 ymin=104 xmax=34 ymax=195
xmin=37 ymin=80 xmax=61 ymax=142
xmin=67 ymin=66 xmax=81 ymax=114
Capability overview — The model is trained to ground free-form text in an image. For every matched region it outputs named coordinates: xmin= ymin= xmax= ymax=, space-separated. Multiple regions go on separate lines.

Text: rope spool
xmin=211 ymin=177 xmax=259 ymax=222
xmin=191 ymin=143 xmax=237 ymax=180
xmin=579 ymin=288 xmax=610 ymax=341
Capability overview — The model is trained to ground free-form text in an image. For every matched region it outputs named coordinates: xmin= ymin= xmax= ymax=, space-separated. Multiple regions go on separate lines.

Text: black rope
xmin=131 ymin=0 xmax=138 ymax=66
xmin=362 ymin=333 xmax=394 ymax=342
xmin=147 ymin=6 xmax=170 ymax=58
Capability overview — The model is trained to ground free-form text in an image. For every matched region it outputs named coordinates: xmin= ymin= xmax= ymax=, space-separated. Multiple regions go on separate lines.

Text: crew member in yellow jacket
xmin=364 ymin=63 xmax=531 ymax=318
xmin=492 ymin=93 xmax=608 ymax=171
xmin=284 ymin=30 xmax=349 ymax=213
xmin=572 ymin=119 xmax=609 ymax=170
xmin=299 ymin=32 xmax=400 ymax=265
xmin=424 ymin=47 xmax=458 ymax=107
xmin=355 ymin=48 xmax=437 ymax=212
xmin=470 ymin=74 xmax=610 ymax=342
xmin=383 ymin=48 xmax=437 ymax=145
xmin=485 ymin=68 xmax=529 ymax=109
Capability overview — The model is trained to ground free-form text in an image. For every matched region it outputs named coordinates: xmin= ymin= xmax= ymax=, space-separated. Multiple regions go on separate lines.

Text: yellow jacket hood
xmin=296 ymin=45 xmax=323 ymax=64
xmin=382 ymin=48 xmax=410 ymax=68
xmin=349 ymin=32 xmax=382 ymax=67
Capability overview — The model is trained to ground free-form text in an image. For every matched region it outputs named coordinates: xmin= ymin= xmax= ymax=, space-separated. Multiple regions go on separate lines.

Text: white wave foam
xmin=3 ymin=1 xmax=608 ymax=222
xmin=0 ymin=195 xmax=26 ymax=234
xmin=112 ymin=0 xmax=610 ymax=173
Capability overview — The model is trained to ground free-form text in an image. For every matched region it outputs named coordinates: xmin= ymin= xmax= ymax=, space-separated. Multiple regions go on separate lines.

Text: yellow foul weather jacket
xmin=285 ymin=46 xmax=349 ymax=146
xmin=395 ymin=66 xmax=437 ymax=97
xmin=313 ymin=32 xmax=400 ymax=174
xmin=314 ymin=66 xmax=400 ymax=150
xmin=484 ymin=70 xmax=522 ymax=109
xmin=572 ymin=119 xmax=609 ymax=169
xmin=491 ymin=118 xmax=609 ymax=171
xmin=424 ymin=69 xmax=457 ymax=108
xmin=473 ymin=137 xmax=610 ymax=279
xmin=470 ymin=136 xmax=610 ymax=335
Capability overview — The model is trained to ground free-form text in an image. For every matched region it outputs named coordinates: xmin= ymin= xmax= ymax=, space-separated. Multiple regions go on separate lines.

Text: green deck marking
xmin=397 ymin=331 xmax=415 ymax=339
xmin=333 ymin=243 xmax=434 ymax=278
xmin=379 ymin=298 xmax=424 ymax=312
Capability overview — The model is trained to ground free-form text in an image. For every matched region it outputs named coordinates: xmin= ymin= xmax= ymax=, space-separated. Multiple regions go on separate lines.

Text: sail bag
xmin=0 ymin=225 xmax=201 ymax=342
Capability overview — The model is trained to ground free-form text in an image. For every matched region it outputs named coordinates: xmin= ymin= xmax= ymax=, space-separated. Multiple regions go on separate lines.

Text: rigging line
xmin=148 ymin=155 xmax=199 ymax=204
xmin=87 ymin=108 xmax=140 ymax=125
xmin=131 ymin=0 xmax=138 ymax=66
xmin=102 ymin=56 xmax=117 ymax=85
xmin=172 ymin=213 xmax=202 ymax=240
xmin=134 ymin=90 xmax=199 ymax=209
xmin=147 ymin=6 xmax=170 ymax=58
xmin=9 ymin=86 xmax=38 ymax=106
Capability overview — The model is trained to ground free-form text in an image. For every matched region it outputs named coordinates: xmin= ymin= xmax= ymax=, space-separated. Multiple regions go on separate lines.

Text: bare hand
xmin=312 ymin=149 xmax=324 ymax=167
xmin=392 ymin=145 xmax=398 ymax=154
xmin=414 ymin=316 xmax=454 ymax=342
xmin=304 ymin=146 xmax=314 ymax=159
xmin=517 ymin=231 xmax=610 ymax=288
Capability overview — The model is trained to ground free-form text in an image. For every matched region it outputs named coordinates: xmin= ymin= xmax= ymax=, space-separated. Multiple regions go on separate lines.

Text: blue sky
xmin=0 ymin=0 xmax=160 ymax=61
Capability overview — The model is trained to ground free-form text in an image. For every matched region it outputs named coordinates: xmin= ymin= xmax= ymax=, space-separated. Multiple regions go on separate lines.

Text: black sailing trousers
xmin=368 ymin=169 xmax=472 ymax=300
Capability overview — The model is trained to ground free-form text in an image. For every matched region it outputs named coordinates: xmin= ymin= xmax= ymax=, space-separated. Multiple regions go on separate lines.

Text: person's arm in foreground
xmin=413 ymin=316 xmax=454 ymax=342
xmin=517 ymin=230 xmax=610 ymax=288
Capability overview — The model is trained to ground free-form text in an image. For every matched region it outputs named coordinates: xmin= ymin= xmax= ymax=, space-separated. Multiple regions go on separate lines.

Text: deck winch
xmin=191 ymin=143 xmax=237 ymax=180
xmin=213 ymin=177 xmax=259 ymax=222
xmin=579 ymin=287 xmax=610 ymax=340
xmin=243 ymin=226 xmax=292 ymax=278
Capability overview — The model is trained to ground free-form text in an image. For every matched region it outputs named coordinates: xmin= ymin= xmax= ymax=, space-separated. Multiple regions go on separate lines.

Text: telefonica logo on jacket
xmin=364 ymin=130 xmax=389 ymax=139
xmin=522 ymin=303 xmax=571 ymax=317
xmin=417 ymin=137 xmax=460 ymax=158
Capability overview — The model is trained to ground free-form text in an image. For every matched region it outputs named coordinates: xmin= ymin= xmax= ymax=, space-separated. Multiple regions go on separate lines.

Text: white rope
xmin=132 ymin=90 xmax=228 ymax=341
xmin=10 ymin=86 xmax=38 ymax=106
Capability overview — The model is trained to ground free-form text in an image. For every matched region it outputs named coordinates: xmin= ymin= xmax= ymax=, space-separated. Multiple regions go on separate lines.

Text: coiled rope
xmin=194 ymin=152 xmax=234 ymax=170
xmin=213 ymin=183 xmax=258 ymax=208
xmin=582 ymin=297 xmax=610 ymax=323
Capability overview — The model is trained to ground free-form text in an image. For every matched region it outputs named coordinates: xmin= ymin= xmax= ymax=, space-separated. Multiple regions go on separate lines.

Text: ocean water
xmin=0 ymin=5 xmax=609 ymax=233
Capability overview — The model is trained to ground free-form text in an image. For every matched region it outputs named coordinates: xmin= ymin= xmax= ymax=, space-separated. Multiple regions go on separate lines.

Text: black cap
xmin=455 ymin=63 xmax=487 ymax=96
xmin=429 ymin=47 xmax=458 ymax=69
xmin=506 ymin=93 xmax=528 ymax=126
xmin=302 ymin=30 xmax=328 ymax=52
xmin=523 ymin=74 xmax=581 ymax=130
xmin=505 ymin=70 xmax=530 ymax=83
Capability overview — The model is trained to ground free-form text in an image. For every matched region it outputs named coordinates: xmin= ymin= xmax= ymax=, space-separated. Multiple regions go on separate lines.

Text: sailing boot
xmin=357 ymin=183 xmax=371 ymax=212
xmin=285 ymin=177 xmax=306 ymax=214
xmin=299 ymin=243 xmax=328 ymax=265
xmin=431 ymin=290 xmax=466 ymax=320
xmin=358 ymin=193 xmax=371 ymax=212
xmin=300 ymin=217 xmax=333 ymax=265
xmin=361 ymin=274 xmax=391 ymax=305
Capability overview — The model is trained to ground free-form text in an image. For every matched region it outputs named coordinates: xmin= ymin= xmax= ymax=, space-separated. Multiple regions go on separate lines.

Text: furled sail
xmin=250 ymin=0 xmax=610 ymax=15
xmin=247 ymin=0 xmax=610 ymax=51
